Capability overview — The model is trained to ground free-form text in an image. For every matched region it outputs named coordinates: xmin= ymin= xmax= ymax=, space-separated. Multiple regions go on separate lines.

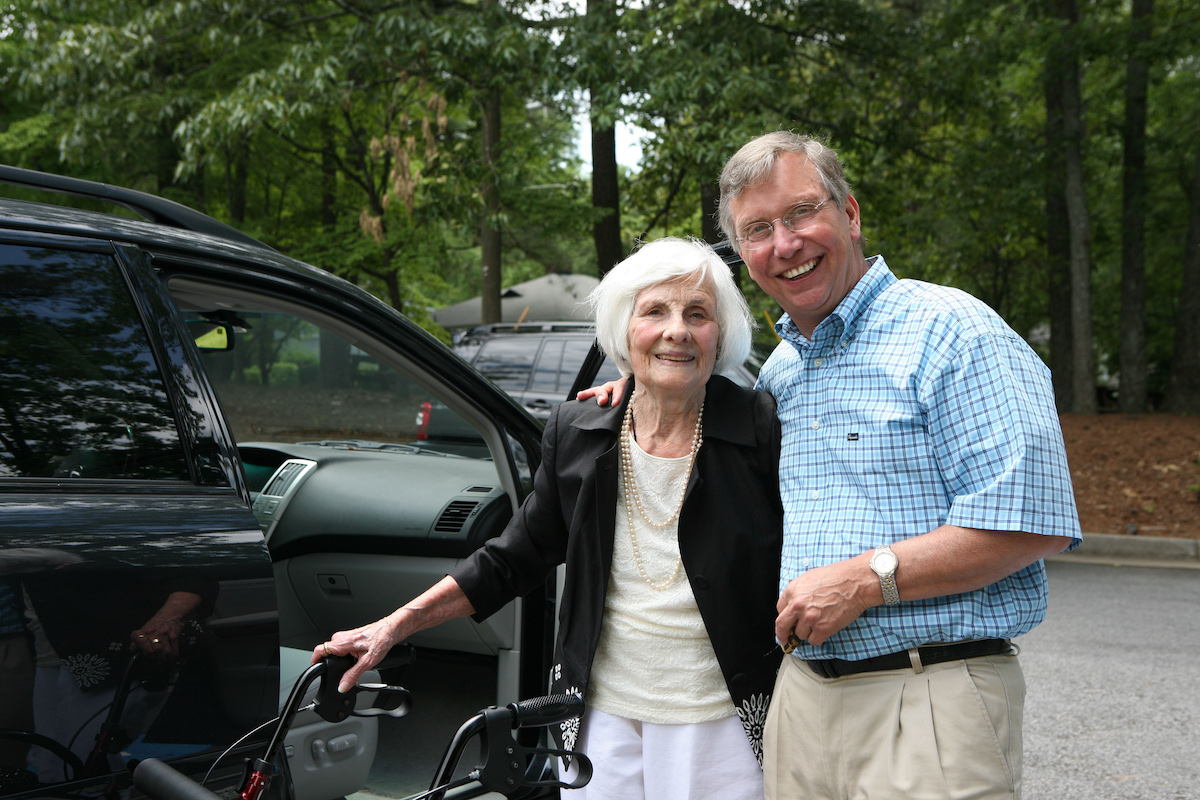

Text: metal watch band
xmin=878 ymin=570 xmax=900 ymax=606
xmin=872 ymin=546 xmax=900 ymax=606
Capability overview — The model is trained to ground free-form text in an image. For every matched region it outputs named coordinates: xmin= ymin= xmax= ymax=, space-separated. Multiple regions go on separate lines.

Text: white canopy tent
xmin=432 ymin=273 xmax=600 ymax=329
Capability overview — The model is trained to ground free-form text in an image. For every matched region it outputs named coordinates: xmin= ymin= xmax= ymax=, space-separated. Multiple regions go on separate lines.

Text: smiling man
xmin=717 ymin=132 xmax=1082 ymax=800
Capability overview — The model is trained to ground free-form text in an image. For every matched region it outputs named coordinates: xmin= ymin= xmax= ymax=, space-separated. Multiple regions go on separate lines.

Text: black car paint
xmin=0 ymin=184 xmax=552 ymax=799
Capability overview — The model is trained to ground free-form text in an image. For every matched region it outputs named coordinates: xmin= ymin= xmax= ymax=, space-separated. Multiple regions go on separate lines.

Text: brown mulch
xmin=1060 ymin=414 xmax=1200 ymax=539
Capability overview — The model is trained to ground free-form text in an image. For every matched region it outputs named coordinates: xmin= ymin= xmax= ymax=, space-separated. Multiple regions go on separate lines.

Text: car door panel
xmin=0 ymin=237 xmax=277 ymax=796
xmin=278 ymin=553 xmax=517 ymax=655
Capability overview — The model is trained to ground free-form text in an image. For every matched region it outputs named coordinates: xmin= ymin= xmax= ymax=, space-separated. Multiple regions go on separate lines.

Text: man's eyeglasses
xmin=736 ymin=198 xmax=833 ymax=251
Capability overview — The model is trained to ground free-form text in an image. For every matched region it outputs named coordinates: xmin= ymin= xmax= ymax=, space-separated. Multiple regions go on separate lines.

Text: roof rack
xmin=713 ymin=239 xmax=744 ymax=269
xmin=0 ymin=164 xmax=274 ymax=252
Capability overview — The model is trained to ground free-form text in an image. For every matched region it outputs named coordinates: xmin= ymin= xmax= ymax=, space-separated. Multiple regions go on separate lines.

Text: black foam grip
xmin=507 ymin=694 xmax=584 ymax=729
xmin=133 ymin=759 xmax=224 ymax=800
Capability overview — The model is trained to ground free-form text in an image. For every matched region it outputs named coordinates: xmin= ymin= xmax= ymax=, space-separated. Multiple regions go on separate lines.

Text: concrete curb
xmin=1050 ymin=532 xmax=1200 ymax=568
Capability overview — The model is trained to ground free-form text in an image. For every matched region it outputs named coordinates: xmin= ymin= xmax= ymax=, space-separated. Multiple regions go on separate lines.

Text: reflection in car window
xmin=0 ymin=244 xmax=189 ymax=480
xmin=472 ymin=338 xmax=539 ymax=391
xmin=562 ymin=339 xmax=623 ymax=386
xmin=528 ymin=340 xmax=564 ymax=393
xmin=194 ymin=311 xmax=486 ymax=457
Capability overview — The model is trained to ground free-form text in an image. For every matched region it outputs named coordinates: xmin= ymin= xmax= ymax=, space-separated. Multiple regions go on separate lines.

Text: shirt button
xmin=841 ymin=340 xmax=849 ymax=348
xmin=813 ymin=357 xmax=823 ymax=367
xmin=803 ymin=558 xmax=810 ymax=567
xmin=811 ymin=420 xmax=820 ymax=430
xmin=811 ymin=490 xmax=819 ymax=500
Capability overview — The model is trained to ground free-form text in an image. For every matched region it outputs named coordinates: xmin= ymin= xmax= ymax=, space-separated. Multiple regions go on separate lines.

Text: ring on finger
xmin=322 ymin=642 xmax=331 ymax=657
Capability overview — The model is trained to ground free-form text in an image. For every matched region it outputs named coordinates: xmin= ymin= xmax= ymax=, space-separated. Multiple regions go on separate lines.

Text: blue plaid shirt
xmin=758 ymin=256 xmax=1081 ymax=662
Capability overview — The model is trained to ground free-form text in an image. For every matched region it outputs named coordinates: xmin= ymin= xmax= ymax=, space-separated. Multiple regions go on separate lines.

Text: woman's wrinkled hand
xmin=130 ymin=590 xmax=203 ymax=667
xmin=312 ymin=577 xmax=474 ymax=693
xmin=313 ymin=611 xmax=408 ymax=694
xmin=130 ymin=616 xmax=183 ymax=665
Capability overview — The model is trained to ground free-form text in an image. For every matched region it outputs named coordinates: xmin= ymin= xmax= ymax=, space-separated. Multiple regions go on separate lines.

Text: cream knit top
xmin=586 ymin=434 xmax=735 ymax=724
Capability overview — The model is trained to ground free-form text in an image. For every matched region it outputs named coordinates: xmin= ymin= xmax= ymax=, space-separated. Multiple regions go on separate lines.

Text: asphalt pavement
xmin=1019 ymin=551 xmax=1200 ymax=799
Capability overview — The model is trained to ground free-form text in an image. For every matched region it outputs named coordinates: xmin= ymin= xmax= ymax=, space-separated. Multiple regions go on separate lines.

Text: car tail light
xmin=416 ymin=401 xmax=432 ymax=441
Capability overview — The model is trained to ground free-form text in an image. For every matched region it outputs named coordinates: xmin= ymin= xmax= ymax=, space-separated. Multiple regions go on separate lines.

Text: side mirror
xmin=187 ymin=320 xmax=234 ymax=351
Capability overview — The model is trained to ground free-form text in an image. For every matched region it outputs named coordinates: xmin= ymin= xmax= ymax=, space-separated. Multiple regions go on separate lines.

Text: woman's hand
xmin=315 ymin=612 xmax=408 ymax=693
xmin=576 ymin=376 xmax=628 ymax=406
xmin=130 ymin=615 xmax=183 ymax=664
xmin=131 ymin=590 xmax=203 ymax=666
xmin=312 ymin=576 xmax=475 ymax=693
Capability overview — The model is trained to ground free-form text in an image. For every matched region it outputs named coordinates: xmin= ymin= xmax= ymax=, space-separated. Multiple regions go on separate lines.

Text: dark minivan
xmin=0 ymin=168 xmax=555 ymax=800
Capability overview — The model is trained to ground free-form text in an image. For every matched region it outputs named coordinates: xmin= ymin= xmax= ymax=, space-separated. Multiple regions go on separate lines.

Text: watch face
xmin=873 ymin=550 xmax=898 ymax=573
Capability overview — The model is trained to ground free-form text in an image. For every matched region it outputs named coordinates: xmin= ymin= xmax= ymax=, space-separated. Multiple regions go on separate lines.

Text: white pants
xmin=561 ymin=707 xmax=764 ymax=800
xmin=29 ymin=664 xmax=164 ymax=782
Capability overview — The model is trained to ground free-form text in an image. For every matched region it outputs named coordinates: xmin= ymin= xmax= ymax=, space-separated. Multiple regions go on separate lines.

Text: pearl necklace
xmin=619 ymin=398 xmax=704 ymax=590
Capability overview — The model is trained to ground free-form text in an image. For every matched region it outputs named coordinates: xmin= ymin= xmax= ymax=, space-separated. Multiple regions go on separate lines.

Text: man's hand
xmin=775 ymin=528 xmax=1076 ymax=649
xmin=775 ymin=558 xmax=873 ymax=648
xmin=575 ymin=376 xmax=628 ymax=406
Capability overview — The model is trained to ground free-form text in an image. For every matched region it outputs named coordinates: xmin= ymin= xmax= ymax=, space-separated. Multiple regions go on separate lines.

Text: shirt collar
xmin=773 ymin=254 xmax=895 ymax=349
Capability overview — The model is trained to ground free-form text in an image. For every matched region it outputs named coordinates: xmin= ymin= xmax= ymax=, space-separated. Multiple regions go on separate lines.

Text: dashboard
xmin=240 ymin=441 xmax=514 ymax=562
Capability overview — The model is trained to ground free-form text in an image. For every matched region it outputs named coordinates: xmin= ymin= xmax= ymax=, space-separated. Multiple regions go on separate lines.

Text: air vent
xmin=434 ymin=500 xmax=480 ymax=533
xmin=262 ymin=460 xmax=312 ymax=497
xmin=465 ymin=485 xmax=494 ymax=493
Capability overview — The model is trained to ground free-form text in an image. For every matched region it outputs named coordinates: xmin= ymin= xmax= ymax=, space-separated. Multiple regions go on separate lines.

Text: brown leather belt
xmin=804 ymin=639 xmax=1011 ymax=679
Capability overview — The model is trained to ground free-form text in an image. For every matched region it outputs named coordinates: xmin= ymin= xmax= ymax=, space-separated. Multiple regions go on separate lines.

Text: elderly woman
xmin=318 ymin=237 xmax=783 ymax=800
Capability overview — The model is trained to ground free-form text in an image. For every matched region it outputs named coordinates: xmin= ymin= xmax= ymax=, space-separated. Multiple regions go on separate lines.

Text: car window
xmin=563 ymin=338 xmax=623 ymax=386
xmin=0 ymin=243 xmax=190 ymax=480
xmin=471 ymin=338 xmax=540 ymax=391
xmin=190 ymin=309 xmax=489 ymax=471
xmin=528 ymin=340 xmax=565 ymax=393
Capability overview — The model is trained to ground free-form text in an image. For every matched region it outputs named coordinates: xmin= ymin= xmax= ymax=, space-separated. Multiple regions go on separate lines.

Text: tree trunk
xmin=479 ymin=57 xmax=503 ymax=324
xmin=1055 ymin=0 xmax=1097 ymax=414
xmin=591 ymin=122 xmax=623 ymax=277
xmin=1162 ymin=144 xmax=1200 ymax=414
xmin=225 ymin=140 xmax=249 ymax=226
xmin=321 ymin=116 xmax=337 ymax=233
xmin=700 ymin=181 xmax=720 ymax=245
xmin=588 ymin=0 xmax=622 ymax=278
xmin=319 ymin=333 xmax=353 ymax=389
xmin=1119 ymin=0 xmax=1153 ymax=412
xmin=1044 ymin=61 xmax=1073 ymax=411
xmin=702 ymin=180 xmax=740 ymax=288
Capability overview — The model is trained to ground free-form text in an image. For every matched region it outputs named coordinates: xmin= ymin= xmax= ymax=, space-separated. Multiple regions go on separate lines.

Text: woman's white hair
xmin=585 ymin=236 xmax=754 ymax=378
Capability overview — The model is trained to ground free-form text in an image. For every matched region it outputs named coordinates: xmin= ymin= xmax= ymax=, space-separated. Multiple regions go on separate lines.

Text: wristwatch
xmin=870 ymin=545 xmax=900 ymax=606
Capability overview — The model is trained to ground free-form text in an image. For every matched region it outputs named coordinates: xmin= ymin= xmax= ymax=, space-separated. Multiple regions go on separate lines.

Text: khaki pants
xmin=764 ymin=652 xmax=1024 ymax=800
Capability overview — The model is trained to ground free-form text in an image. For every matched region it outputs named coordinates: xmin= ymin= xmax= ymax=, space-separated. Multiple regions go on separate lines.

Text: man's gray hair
xmin=585 ymin=237 xmax=754 ymax=378
xmin=717 ymin=131 xmax=853 ymax=245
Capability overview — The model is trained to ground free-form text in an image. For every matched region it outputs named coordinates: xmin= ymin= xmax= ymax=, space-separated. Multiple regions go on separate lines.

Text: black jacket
xmin=452 ymin=375 xmax=784 ymax=763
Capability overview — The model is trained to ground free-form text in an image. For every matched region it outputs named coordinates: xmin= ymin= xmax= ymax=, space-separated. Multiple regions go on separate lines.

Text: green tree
xmin=1118 ymin=0 xmax=1153 ymax=412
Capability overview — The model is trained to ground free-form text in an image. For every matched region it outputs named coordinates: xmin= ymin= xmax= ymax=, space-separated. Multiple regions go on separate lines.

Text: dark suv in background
xmin=0 ymin=168 xmax=553 ymax=800
xmin=454 ymin=322 xmax=760 ymax=421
